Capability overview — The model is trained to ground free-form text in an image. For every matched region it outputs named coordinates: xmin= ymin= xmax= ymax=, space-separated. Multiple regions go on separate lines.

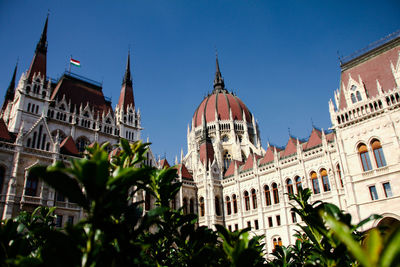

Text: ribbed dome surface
xmin=193 ymin=90 xmax=252 ymax=127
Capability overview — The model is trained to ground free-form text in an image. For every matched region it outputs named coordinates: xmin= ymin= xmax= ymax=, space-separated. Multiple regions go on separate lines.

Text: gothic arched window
xmin=25 ymin=175 xmax=38 ymax=196
xmin=351 ymin=93 xmax=357 ymax=103
xmin=358 ymin=143 xmax=372 ymax=171
xmin=311 ymin=171 xmax=320 ymax=194
xmin=295 ymin=176 xmax=302 ymax=193
xmin=215 ymin=196 xmax=221 ymax=216
xmin=232 ymin=194 xmax=238 ymax=213
xmin=320 ymin=169 xmax=331 ymax=192
xmin=244 ymin=191 xmax=250 ymax=211
xmin=286 ymin=179 xmax=294 ymax=197
xmin=371 ymin=139 xmax=386 ymax=168
xmin=189 ymin=198 xmax=195 ymax=214
xmin=199 ymin=197 xmax=205 ymax=217
xmin=223 ymin=151 xmax=232 ymax=170
xmin=76 ymin=136 xmax=90 ymax=153
xmin=183 ymin=197 xmax=188 ymax=215
xmin=264 ymin=185 xmax=271 ymax=206
xmin=356 ymin=91 xmax=362 ymax=101
xmin=226 ymin=196 xmax=231 ymax=215
xmin=336 ymin=164 xmax=343 ymax=187
xmin=272 ymin=183 xmax=279 ymax=204
xmin=0 ymin=166 xmax=5 ymax=193
xmin=251 ymin=189 xmax=257 ymax=209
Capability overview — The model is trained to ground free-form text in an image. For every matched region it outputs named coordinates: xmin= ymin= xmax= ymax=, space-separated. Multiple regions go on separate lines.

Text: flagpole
xmin=69 ymin=55 xmax=72 ymax=73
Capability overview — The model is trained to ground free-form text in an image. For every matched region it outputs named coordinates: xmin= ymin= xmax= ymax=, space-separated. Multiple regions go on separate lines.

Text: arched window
xmin=336 ymin=164 xmax=343 ymax=187
xmin=351 ymin=93 xmax=357 ymax=103
xmin=244 ymin=191 xmax=250 ymax=211
xmin=273 ymin=237 xmax=282 ymax=251
xmin=189 ymin=198 xmax=195 ymax=214
xmin=232 ymin=194 xmax=238 ymax=213
xmin=183 ymin=197 xmax=188 ymax=215
xmin=226 ymin=196 xmax=231 ymax=215
xmin=264 ymin=185 xmax=271 ymax=206
xmin=251 ymin=189 xmax=257 ymax=209
xmin=278 ymin=237 xmax=282 ymax=246
xmin=311 ymin=171 xmax=320 ymax=194
xmin=320 ymin=169 xmax=331 ymax=192
xmin=26 ymin=86 xmax=31 ymax=94
xmin=356 ymin=91 xmax=362 ymax=101
xmin=199 ymin=197 xmax=205 ymax=217
xmin=0 ymin=166 xmax=5 ymax=193
xmin=25 ymin=175 xmax=38 ymax=196
xmin=286 ymin=179 xmax=294 ymax=196
xmin=272 ymin=183 xmax=279 ymax=204
xmin=76 ymin=136 xmax=90 ymax=153
xmin=295 ymin=176 xmax=302 ymax=193
xmin=371 ymin=139 xmax=387 ymax=168
xmin=358 ymin=143 xmax=372 ymax=171
xmin=215 ymin=196 xmax=221 ymax=216
xmin=51 ymin=130 xmax=66 ymax=143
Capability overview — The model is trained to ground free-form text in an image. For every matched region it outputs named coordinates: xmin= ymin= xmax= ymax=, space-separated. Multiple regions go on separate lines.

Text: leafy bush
xmin=1 ymin=140 xmax=399 ymax=266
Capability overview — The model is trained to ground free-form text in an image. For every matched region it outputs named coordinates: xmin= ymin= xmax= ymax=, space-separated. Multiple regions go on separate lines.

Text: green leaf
xmin=380 ymin=226 xmax=400 ymax=267
xmin=365 ymin=228 xmax=382 ymax=265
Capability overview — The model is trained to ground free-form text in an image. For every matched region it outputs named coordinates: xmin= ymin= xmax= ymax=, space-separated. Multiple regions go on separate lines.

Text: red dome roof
xmin=193 ymin=90 xmax=252 ymax=127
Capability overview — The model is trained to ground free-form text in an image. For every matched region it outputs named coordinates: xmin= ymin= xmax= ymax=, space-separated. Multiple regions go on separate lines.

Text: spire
xmin=117 ymin=51 xmax=135 ymax=112
xmin=27 ymin=14 xmax=48 ymax=82
xmin=36 ymin=14 xmax=48 ymax=53
xmin=2 ymin=63 xmax=18 ymax=111
xmin=213 ymin=51 xmax=225 ymax=91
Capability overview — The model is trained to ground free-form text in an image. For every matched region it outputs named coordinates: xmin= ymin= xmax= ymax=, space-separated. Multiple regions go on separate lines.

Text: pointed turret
xmin=2 ymin=63 xmax=17 ymax=111
xmin=117 ymin=51 xmax=135 ymax=112
xmin=27 ymin=15 xmax=48 ymax=82
xmin=213 ymin=53 xmax=225 ymax=91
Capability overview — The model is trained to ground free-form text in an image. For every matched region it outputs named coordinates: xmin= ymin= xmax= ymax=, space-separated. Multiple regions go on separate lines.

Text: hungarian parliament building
xmin=0 ymin=16 xmax=399 ymax=255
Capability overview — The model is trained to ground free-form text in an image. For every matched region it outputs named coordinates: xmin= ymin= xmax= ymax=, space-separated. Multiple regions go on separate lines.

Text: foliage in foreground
xmin=0 ymin=140 xmax=399 ymax=266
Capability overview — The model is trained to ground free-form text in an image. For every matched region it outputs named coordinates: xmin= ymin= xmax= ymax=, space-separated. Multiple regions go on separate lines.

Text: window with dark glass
xmin=264 ymin=185 xmax=271 ymax=206
xmin=286 ymin=179 xmax=294 ymax=197
xmin=276 ymin=215 xmax=281 ymax=226
xmin=67 ymin=216 xmax=74 ymax=225
xmin=215 ymin=196 xmax=221 ymax=216
xmin=272 ymin=183 xmax=279 ymax=204
xmin=55 ymin=215 xmax=63 ymax=228
xmin=190 ymin=198 xmax=195 ymax=214
xmin=383 ymin=182 xmax=393 ymax=198
xmin=244 ymin=191 xmax=250 ymax=211
xmin=232 ymin=194 xmax=238 ymax=213
xmin=199 ymin=197 xmax=205 ymax=217
xmin=25 ymin=176 xmax=38 ymax=196
xmin=369 ymin=186 xmax=378 ymax=200
xmin=320 ymin=169 xmax=331 ymax=192
xmin=291 ymin=212 xmax=297 ymax=223
xmin=145 ymin=193 xmax=151 ymax=211
xmin=336 ymin=164 xmax=343 ymax=187
xmin=254 ymin=219 xmax=259 ymax=230
xmin=371 ymin=140 xmax=387 ymax=168
xmin=359 ymin=143 xmax=372 ymax=171
xmin=235 ymin=224 xmax=238 ymax=231
xmin=311 ymin=171 xmax=320 ymax=194
xmin=268 ymin=217 xmax=273 ymax=227
xmin=0 ymin=166 xmax=5 ymax=193
xmin=247 ymin=221 xmax=251 ymax=228
xmin=226 ymin=196 xmax=231 ymax=215
xmin=295 ymin=176 xmax=302 ymax=192
xmin=251 ymin=188 xmax=257 ymax=209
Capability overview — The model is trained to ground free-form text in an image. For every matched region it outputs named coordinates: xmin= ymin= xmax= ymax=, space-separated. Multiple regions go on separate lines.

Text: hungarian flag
xmin=70 ymin=58 xmax=81 ymax=67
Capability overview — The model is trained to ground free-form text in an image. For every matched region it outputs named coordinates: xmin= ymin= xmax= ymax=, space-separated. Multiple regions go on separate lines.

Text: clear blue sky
xmin=0 ymin=1 xmax=399 ymax=163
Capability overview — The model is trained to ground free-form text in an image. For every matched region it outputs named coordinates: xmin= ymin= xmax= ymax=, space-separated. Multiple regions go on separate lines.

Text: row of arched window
xmin=27 ymin=103 xmax=39 ymax=114
xmin=358 ymin=139 xmax=386 ymax=171
xmin=26 ymin=125 xmax=50 ymax=151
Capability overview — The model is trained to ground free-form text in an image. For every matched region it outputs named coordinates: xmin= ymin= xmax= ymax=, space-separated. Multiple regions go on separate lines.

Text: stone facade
xmin=0 ymin=16 xmax=155 ymax=225
xmin=174 ymin=33 xmax=400 ymax=255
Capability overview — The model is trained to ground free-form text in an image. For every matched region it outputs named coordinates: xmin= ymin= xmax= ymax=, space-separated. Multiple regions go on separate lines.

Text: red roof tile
xmin=242 ymin=154 xmax=255 ymax=171
xmin=281 ymin=137 xmax=298 ymax=157
xmin=326 ymin=132 xmax=335 ymax=142
xmin=338 ymin=44 xmax=400 ymax=110
xmin=176 ymin=163 xmax=193 ymax=180
xmin=304 ymin=128 xmax=322 ymax=150
xmin=60 ymin=136 xmax=80 ymax=156
xmin=50 ymin=74 xmax=113 ymax=118
xmin=0 ymin=119 xmax=13 ymax=142
xmin=193 ymin=91 xmax=252 ymax=127
xmin=160 ymin=159 xmax=170 ymax=169
xmin=224 ymin=160 xmax=243 ymax=177
xmin=259 ymin=146 xmax=275 ymax=165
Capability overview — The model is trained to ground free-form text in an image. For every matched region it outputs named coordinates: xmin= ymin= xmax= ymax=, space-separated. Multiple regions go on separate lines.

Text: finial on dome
xmin=213 ymin=49 xmax=225 ymax=92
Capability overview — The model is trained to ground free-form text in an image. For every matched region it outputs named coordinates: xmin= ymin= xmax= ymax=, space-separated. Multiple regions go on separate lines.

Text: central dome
xmin=192 ymin=90 xmax=252 ymax=127
xmin=192 ymin=56 xmax=252 ymax=128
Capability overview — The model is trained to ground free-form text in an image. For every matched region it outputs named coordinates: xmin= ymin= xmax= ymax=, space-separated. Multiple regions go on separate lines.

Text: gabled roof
xmin=326 ymin=132 xmax=335 ymax=142
xmin=224 ymin=160 xmax=243 ymax=178
xmin=259 ymin=146 xmax=275 ymax=165
xmin=176 ymin=163 xmax=193 ymax=180
xmin=241 ymin=154 xmax=255 ymax=171
xmin=338 ymin=38 xmax=400 ymax=110
xmin=159 ymin=159 xmax=170 ymax=169
xmin=281 ymin=137 xmax=298 ymax=158
xmin=303 ymin=128 xmax=322 ymax=150
xmin=60 ymin=136 xmax=79 ymax=156
xmin=117 ymin=52 xmax=135 ymax=111
xmin=0 ymin=119 xmax=13 ymax=142
xmin=50 ymin=73 xmax=113 ymax=118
